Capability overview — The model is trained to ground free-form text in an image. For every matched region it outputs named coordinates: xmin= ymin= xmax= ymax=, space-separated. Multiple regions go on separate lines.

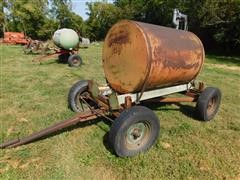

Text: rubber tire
xmin=68 ymin=54 xmax=82 ymax=67
xmin=109 ymin=106 xmax=160 ymax=157
xmin=195 ymin=87 xmax=221 ymax=121
xmin=68 ymin=80 xmax=89 ymax=112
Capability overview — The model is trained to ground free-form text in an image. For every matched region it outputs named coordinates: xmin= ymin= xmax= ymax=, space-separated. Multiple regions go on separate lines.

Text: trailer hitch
xmin=0 ymin=109 xmax=106 ymax=149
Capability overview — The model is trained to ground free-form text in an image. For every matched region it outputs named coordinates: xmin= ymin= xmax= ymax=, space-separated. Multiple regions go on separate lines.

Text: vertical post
xmin=173 ymin=8 xmax=188 ymax=31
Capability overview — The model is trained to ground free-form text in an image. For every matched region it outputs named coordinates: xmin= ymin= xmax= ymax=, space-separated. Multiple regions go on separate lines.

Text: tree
xmin=3 ymin=0 xmax=85 ymax=40
xmin=0 ymin=0 xmax=7 ymax=37
xmin=50 ymin=0 xmax=86 ymax=36
xmin=114 ymin=0 xmax=240 ymax=53
xmin=86 ymin=1 xmax=123 ymax=40
xmin=50 ymin=0 xmax=72 ymax=28
xmin=198 ymin=0 xmax=240 ymax=52
xmin=5 ymin=0 xmax=52 ymax=39
xmin=114 ymin=0 xmax=148 ymax=20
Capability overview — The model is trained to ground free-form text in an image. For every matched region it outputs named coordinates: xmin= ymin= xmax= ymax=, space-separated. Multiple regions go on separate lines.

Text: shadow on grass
xmin=206 ymin=54 xmax=240 ymax=66
xmin=96 ymin=118 xmax=115 ymax=155
xmin=38 ymin=59 xmax=86 ymax=66
xmin=102 ymin=132 xmax=115 ymax=155
xmin=39 ymin=61 xmax=57 ymax=65
xmin=142 ymin=102 xmax=201 ymax=121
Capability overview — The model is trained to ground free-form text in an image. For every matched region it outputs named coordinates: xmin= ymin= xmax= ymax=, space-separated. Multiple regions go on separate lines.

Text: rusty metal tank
xmin=103 ymin=20 xmax=205 ymax=94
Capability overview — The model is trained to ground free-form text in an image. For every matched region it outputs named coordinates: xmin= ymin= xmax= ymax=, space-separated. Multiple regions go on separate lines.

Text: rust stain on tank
xmin=153 ymin=46 xmax=200 ymax=70
xmin=162 ymin=59 xmax=200 ymax=70
xmin=108 ymin=30 xmax=129 ymax=47
xmin=107 ymin=30 xmax=130 ymax=56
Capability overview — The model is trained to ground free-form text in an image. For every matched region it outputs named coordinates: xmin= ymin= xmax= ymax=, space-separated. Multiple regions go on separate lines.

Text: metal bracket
xmin=173 ymin=9 xmax=188 ymax=30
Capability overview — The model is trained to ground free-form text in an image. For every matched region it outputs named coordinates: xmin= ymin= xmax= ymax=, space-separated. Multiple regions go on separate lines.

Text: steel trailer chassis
xmin=33 ymin=48 xmax=83 ymax=67
xmin=0 ymin=80 xmax=221 ymax=157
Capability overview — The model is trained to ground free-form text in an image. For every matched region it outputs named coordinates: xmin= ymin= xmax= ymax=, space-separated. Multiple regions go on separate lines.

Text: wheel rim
xmin=125 ymin=122 xmax=151 ymax=150
xmin=207 ymin=96 xmax=217 ymax=116
xmin=75 ymin=92 xmax=91 ymax=111
xmin=72 ymin=58 xmax=80 ymax=66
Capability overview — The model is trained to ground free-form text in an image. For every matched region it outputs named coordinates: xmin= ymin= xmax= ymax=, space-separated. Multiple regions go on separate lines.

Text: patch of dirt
xmin=18 ymin=118 xmax=29 ymax=122
xmin=19 ymin=157 xmax=41 ymax=169
xmin=0 ymin=157 xmax=20 ymax=173
xmin=86 ymin=165 xmax=119 ymax=180
xmin=0 ymin=155 xmax=41 ymax=173
xmin=0 ymin=165 xmax=9 ymax=174
xmin=206 ymin=63 xmax=240 ymax=71
xmin=198 ymin=160 xmax=210 ymax=171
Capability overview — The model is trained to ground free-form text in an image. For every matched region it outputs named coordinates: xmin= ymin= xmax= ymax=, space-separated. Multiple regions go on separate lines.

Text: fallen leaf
xmin=18 ymin=118 xmax=28 ymax=122
xmin=161 ymin=142 xmax=172 ymax=149
xmin=7 ymin=127 xmax=14 ymax=136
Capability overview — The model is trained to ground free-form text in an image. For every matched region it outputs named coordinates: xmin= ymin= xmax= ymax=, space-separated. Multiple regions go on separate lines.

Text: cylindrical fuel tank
xmin=52 ymin=28 xmax=79 ymax=50
xmin=103 ymin=20 xmax=205 ymax=94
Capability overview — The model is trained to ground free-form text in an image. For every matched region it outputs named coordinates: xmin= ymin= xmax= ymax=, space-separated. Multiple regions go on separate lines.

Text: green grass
xmin=0 ymin=44 xmax=240 ymax=179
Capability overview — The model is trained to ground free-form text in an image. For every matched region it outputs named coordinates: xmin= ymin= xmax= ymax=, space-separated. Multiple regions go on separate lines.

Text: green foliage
xmin=199 ymin=0 xmax=240 ymax=52
xmin=114 ymin=0 xmax=149 ymax=20
xmin=2 ymin=0 xmax=86 ymax=40
xmin=86 ymin=2 xmax=123 ymax=40
xmin=113 ymin=0 xmax=240 ymax=53
xmin=5 ymin=0 xmax=51 ymax=39
xmin=50 ymin=0 xmax=73 ymax=26
xmin=50 ymin=0 xmax=86 ymax=37
xmin=0 ymin=0 xmax=7 ymax=37
xmin=1 ymin=0 xmax=240 ymax=53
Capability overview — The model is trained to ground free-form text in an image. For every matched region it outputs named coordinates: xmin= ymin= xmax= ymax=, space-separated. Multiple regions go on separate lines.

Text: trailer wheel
xmin=68 ymin=54 xmax=82 ymax=67
xmin=195 ymin=87 xmax=221 ymax=121
xmin=109 ymin=106 xmax=160 ymax=157
xmin=68 ymin=80 xmax=96 ymax=112
xmin=58 ymin=53 xmax=70 ymax=63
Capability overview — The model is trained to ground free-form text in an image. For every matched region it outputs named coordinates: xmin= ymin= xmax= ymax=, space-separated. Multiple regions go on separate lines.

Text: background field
xmin=0 ymin=44 xmax=240 ymax=179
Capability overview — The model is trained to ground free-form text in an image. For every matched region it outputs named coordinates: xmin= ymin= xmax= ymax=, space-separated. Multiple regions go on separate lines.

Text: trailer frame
xmin=0 ymin=80 xmax=221 ymax=157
